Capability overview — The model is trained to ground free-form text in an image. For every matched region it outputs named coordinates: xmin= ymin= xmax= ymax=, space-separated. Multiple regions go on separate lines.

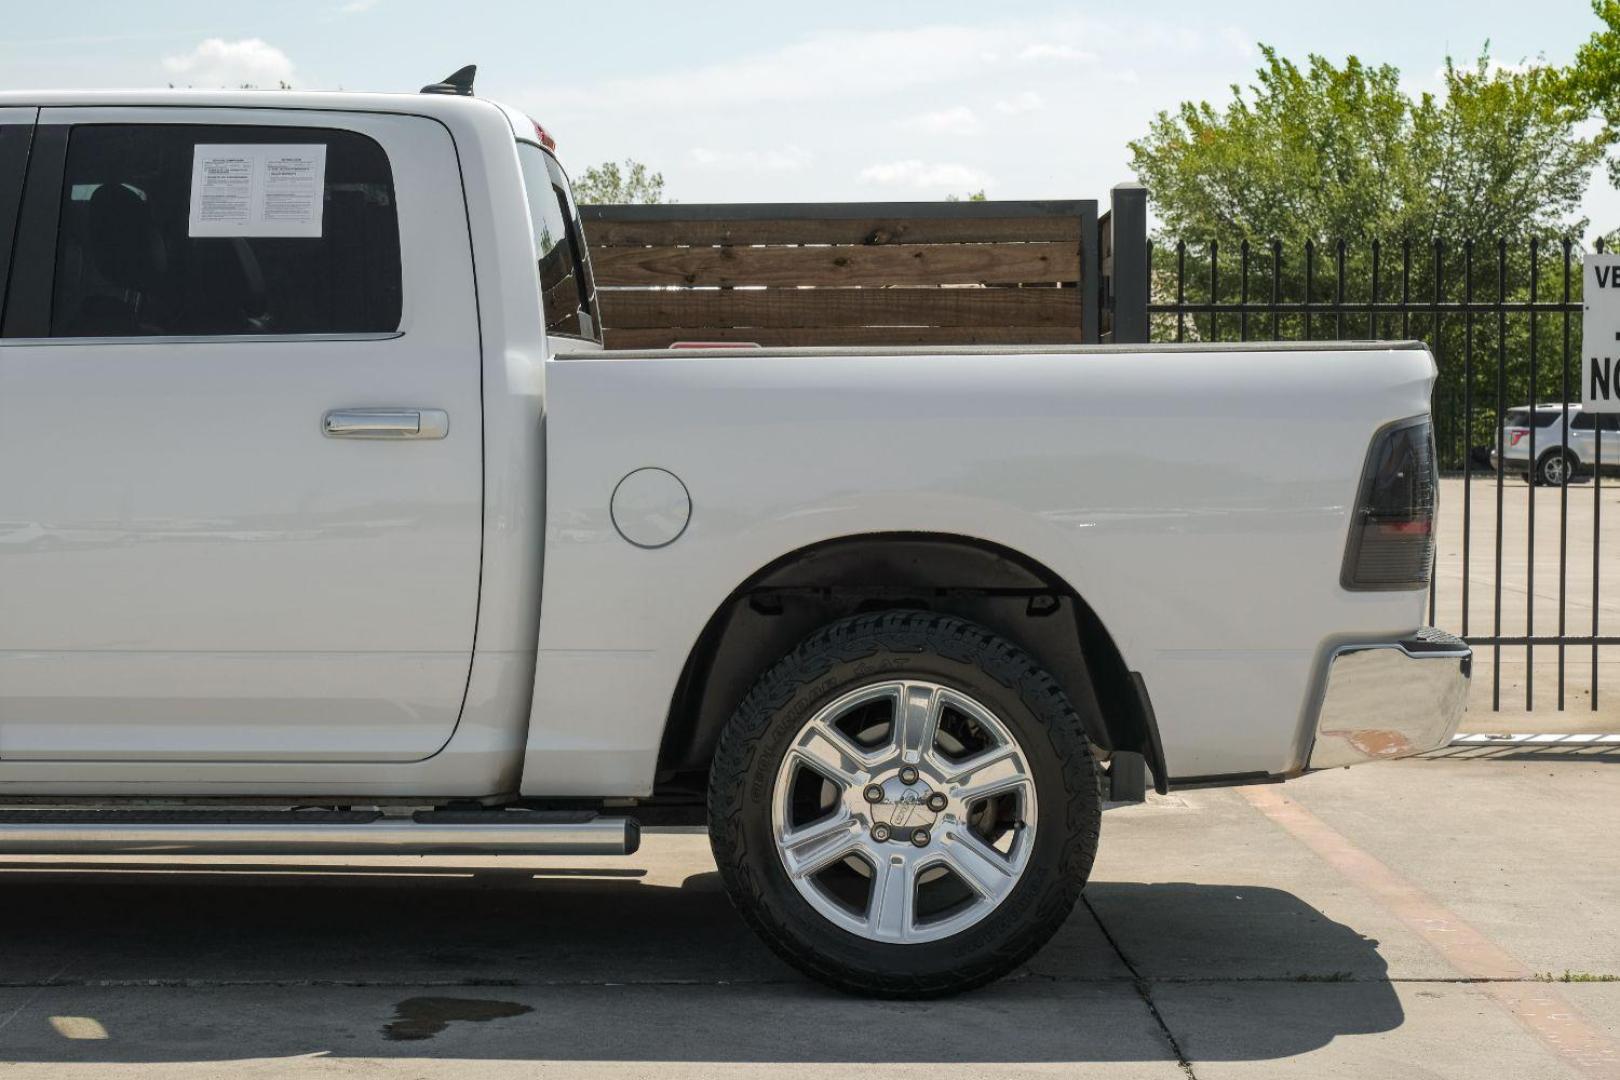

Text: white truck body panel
xmin=523 ymin=343 xmax=1435 ymax=795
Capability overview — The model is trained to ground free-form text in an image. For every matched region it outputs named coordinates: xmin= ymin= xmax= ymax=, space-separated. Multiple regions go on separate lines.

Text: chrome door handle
xmin=323 ymin=409 xmax=449 ymax=440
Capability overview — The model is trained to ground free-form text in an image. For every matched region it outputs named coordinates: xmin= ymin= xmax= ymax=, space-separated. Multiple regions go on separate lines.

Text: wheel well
xmin=656 ymin=533 xmax=1163 ymax=794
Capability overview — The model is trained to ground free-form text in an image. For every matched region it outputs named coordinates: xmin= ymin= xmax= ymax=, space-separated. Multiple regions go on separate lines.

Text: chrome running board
xmin=0 ymin=809 xmax=639 ymax=856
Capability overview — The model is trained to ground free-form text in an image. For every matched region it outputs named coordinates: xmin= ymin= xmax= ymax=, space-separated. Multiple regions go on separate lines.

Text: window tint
xmin=1505 ymin=409 xmax=1560 ymax=429
xmin=1573 ymin=411 xmax=1596 ymax=431
xmin=516 ymin=142 xmax=598 ymax=342
xmin=50 ymin=125 xmax=400 ymax=337
xmin=0 ymin=124 xmax=34 ymax=321
xmin=1605 ymin=414 xmax=1620 ymax=433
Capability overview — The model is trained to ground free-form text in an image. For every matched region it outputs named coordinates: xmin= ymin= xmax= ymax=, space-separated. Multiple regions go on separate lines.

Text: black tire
xmin=1535 ymin=450 xmax=1574 ymax=487
xmin=706 ymin=611 xmax=1102 ymax=997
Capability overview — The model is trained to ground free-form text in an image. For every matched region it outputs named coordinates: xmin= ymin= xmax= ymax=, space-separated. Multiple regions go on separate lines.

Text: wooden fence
xmin=578 ymin=200 xmax=1103 ymax=350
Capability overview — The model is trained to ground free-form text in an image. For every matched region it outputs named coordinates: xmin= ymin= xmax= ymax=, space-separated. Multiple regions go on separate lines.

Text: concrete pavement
xmin=1435 ymin=475 xmax=1620 ymax=720
xmin=0 ymin=744 xmax=1614 ymax=1077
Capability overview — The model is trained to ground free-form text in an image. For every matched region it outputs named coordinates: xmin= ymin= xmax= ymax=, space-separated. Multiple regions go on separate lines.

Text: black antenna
xmin=420 ymin=65 xmax=476 ymax=96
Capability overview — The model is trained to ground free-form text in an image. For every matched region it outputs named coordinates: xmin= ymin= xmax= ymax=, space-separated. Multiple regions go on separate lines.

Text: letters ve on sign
xmin=188 ymin=144 xmax=327 ymax=239
xmin=1584 ymin=253 xmax=1620 ymax=413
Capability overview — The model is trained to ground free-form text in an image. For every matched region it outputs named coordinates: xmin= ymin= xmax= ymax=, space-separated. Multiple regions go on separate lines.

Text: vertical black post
xmin=1493 ymin=238 xmax=1507 ymax=711
xmin=1176 ymin=242 xmax=1187 ymax=343
xmin=1431 ymin=238 xmax=1444 ymax=625
xmin=1462 ymin=239 xmax=1474 ymax=638
xmin=1335 ymin=239 xmax=1346 ymax=339
xmin=1108 ymin=183 xmax=1148 ymax=343
xmin=1271 ymin=240 xmax=1282 ymax=340
xmin=1081 ymin=201 xmax=1100 ymax=344
xmin=1240 ymin=240 xmax=1251 ymax=342
xmin=1305 ymin=240 xmax=1316 ymax=340
xmin=1559 ymin=237 xmax=1571 ymax=711
xmin=1527 ymin=238 xmax=1539 ymax=708
xmin=1370 ymin=239 xmax=1381 ymax=340
xmin=1591 ymin=241 xmax=1604 ymax=712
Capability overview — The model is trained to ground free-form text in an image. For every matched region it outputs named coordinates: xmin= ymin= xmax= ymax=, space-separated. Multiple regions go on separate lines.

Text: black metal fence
xmin=1101 ymin=184 xmax=1612 ymax=713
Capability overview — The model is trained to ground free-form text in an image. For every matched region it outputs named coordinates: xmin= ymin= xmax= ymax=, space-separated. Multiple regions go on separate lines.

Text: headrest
xmin=87 ymin=183 xmax=165 ymax=291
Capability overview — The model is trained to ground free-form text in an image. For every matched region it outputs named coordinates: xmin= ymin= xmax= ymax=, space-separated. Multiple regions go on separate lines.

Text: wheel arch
xmin=656 ymin=532 xmax=1167 ymax=795
xmin=1536 ymin=444 xmax=1582 ymax=468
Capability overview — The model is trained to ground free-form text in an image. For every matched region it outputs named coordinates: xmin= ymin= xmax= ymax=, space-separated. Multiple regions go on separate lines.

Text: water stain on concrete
xmin=383 ymin=996 xmax=534 ymax=1041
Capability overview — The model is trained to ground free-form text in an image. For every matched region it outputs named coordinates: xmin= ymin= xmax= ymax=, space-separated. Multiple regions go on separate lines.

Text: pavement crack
xmin=1083 ymin=893 xmax=1199 ymax=1080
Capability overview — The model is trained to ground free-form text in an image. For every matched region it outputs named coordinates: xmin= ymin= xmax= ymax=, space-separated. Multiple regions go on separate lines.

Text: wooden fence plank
xmin=584 ymin=216 xmax=1081 ymax=247
xmin=602 ymin=325 xmax=1084 ymax=349
xmin=592 ymin=243 xmax=1078 ymax=288
xmin=598 ymin=287 xmax=1080 ymax=329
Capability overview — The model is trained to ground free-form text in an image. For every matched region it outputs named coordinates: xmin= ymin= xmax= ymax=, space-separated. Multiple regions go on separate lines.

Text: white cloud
xmin=519 ymin=16 xmax=1257 ymax=121
xmin=860 ymin=160 xmax=991 ymax=190
xmin=1216 ymin=27 xmax=1255 ymax=59
xmin=909 ymin=106 xmax=981 ymax=136
xmin=689 ymin=146 xmax=813 ymax=173
xmin=338 ymin=0 xmax=381 ymax=12
xmin=1018 ymin=43 xmax=1098 ymax=64
xmin=505 ymin=12 xmax=1262 ymax=208
xmin=994 ymin=91 xmax=1045 ymax=115
xmin=161 ymin=38 xmax=294 ymax=88
xmin=532 ymin=25 xmax=1008 ymax=113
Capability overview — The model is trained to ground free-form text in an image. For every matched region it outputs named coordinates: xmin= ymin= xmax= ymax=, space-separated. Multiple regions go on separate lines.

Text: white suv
xmin=1492 ymin=404 xmax=1620 ymax=485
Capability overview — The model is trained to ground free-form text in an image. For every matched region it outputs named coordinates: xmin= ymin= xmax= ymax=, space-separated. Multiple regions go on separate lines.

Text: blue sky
xmin=3 ymin=1 xmax=1616 ymax=232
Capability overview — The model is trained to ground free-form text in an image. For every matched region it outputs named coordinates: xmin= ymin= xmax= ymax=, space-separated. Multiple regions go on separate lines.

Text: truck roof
xmin=0 ymin=88 xmax=509 ymax=122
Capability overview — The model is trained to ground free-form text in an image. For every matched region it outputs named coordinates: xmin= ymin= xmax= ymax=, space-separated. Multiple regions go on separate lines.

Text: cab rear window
xmin=516 ymin=142 xmax=599 ymax=343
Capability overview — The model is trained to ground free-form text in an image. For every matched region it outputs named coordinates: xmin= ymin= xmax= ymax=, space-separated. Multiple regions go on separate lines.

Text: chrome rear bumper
xmin=1308 ymin=629 xmax=1471 ymax=769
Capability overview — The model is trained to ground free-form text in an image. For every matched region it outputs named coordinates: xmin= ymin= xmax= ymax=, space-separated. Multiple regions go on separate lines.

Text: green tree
xmin=945 ymin=190 xmax=988 ymax=202
xmin=1130 ymin=47 xmax=1598 ymax=244
xmin=1559 ymin=1 xmax=1620 ymax=186
xmin=1129 ymin=47 xmax=1602 ymax=467
xmin=572 ymin=159 xmax=665 ymax=204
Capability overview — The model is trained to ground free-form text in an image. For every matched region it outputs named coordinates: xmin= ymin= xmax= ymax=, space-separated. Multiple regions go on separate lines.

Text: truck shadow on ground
xmin=0 ymin=864 xmax=1401 ymax=1064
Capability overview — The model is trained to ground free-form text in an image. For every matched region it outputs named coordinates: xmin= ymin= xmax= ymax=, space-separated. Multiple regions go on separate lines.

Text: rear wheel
xmin=706 ymin=611 xmax=1101 ymax=997
xmin=1535 ymin=449 xmax=1574 ymax=487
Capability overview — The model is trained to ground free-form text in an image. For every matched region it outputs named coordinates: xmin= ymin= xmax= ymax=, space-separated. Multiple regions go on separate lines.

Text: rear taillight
xmin=1509 ymin=429 xmax=1526 ymax=446
xmin=1342 ymin=416 xmax=1436 ymax=591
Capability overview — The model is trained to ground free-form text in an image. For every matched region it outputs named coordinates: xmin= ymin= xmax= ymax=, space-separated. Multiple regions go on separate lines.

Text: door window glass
xmin=50 ymin=124 xmax=401 ymax=337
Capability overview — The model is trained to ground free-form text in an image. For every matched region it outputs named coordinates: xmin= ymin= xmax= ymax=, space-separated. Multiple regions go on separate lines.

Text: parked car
xmin=0 ymin=73 xmax=1470 ymax=998
xmin=1491 ymin=403 xmax=1620 ymax=485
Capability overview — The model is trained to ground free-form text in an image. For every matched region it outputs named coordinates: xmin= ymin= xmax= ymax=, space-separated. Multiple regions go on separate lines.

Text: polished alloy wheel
xmin=769 ymin=679 xmax=1038 ymax=944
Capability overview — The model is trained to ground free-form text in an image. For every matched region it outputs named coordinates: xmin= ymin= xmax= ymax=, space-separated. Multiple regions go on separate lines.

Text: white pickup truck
xmin=0 ymin=74 xmax=1470 ymax=997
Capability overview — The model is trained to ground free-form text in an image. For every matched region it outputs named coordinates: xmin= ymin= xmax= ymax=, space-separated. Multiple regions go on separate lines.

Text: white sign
xmin=1583 ymin=252 xmax=1620 ymax=413
xmin=187 ymin=144 xmax=326 ymax=238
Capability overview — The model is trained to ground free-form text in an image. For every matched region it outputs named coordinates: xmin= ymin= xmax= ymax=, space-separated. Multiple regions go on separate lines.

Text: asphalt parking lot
xmin=0 ymin=742 xmax=1613 ymax=1077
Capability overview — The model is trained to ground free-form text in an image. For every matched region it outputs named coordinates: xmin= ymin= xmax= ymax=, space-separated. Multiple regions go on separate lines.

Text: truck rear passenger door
xmin=0 ymin=108 xmax=483 ymax=763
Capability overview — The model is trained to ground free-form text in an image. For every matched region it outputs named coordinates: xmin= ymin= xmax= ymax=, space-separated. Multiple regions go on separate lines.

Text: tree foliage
xmin=1129 ymin=46 xmax=1603 ymax=466
xmin=1559 ymin=1 xmax=1620 ymax=187
xmin=1130 ymin=47 xmax=1599 ymax=244
xmin=572 ymin=159 xmax=666 ymax=205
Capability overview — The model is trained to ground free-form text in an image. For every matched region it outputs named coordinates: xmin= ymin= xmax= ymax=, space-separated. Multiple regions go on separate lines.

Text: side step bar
xmin=0 ymin=809 xmax=639 ymax=857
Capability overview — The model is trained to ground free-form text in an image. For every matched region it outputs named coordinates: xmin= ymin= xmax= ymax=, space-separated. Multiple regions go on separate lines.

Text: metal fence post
xmin=1109 ymin=182 xmax=1149 ymax=343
